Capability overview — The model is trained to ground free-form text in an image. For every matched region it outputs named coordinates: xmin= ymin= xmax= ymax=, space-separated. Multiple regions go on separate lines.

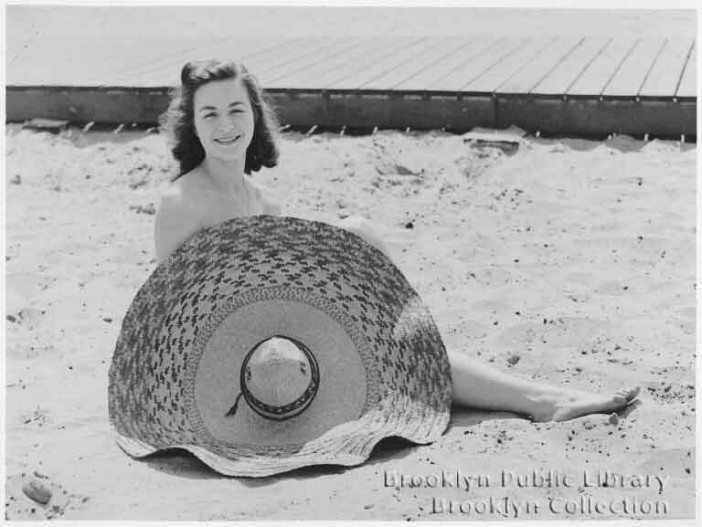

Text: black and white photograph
xmin=3 ymin=1 xmax=698 ymax=522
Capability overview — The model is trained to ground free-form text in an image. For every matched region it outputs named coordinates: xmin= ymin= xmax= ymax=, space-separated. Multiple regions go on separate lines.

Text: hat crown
xmin=240 ymin=335 xmax=321 ymax=420
xmin=244 ymin=337 xmax=312 ymax=407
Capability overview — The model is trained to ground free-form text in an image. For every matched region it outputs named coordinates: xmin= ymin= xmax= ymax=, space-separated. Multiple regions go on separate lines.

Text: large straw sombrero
xmin=108 ymin=216 xmax=452 ymax=477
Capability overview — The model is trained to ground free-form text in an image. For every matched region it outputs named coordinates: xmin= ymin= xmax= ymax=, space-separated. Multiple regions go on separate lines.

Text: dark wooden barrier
xmin=5 ymin=86 xmax=696 ymax=138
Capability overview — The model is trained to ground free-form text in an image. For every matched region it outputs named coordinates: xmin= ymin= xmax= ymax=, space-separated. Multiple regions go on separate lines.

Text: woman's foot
xmin=527 ymin=386 xmax=640 ymax=422
xmin=448 ymin=351 xmax=641 ymax=422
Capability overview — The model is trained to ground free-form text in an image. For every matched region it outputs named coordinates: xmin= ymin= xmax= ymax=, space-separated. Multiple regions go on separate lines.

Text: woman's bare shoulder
xmin=160 ymin=168 xmax=213 ymax=211
xmin=154 ymin=173 xmax=205 ymax=262
xmin=158 ymin=175 xmax=198 ymax=216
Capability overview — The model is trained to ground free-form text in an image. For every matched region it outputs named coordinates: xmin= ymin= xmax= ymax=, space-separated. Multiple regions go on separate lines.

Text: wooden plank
xmin=384 ymin=37 xmax=475 ymax=90
xmin=196 ymin=36 xmax=295 ymax=63
xmin=676 ymin=42 xmax=696 ymax=98
xmin=7 ymin=86 xmax=695 ymax=138
xmin=394 ymin=36 xmax=496 ymax=91
xmin=8 ymin=36 xmax=118 ymax=86
xmin=567 ymin=37 xmax=636 ymax=96
xmin=638 ymin=37 xmax=694 ymax=97
xmin=227 ymin=37 xmax=309 ymax=76
xmin=466 ymin=36 xmax=553 ymax=93
xmin=639 ymin=37 xmax=694 ymax=97
xmin=602 ymin=37 xmax=666 ymax=97
xmin=316 ymin=38 xmax=420 ymax=90
xmin=269 ymin=37 xmax=387 ymax=89
xmin=535 ymin=37 xmax=610 ymax=95
xmin=383 ymin=37 xmax=472 ymax=90
xmin=85 ymin=37 xmax=297 ymax=87
xmin=251 ymin=37 xmax=341 ymax=79
xmin=498 ymin=36 xmax=581 ymax=94
xmin=16 ymin=36 xmax=179 ymax=85
xmin=356 ymin=38 xmax=451 ymax=90
xmin=496 ymin=95 xmax=695 ymax=137
xmin=108 ymin=37 xmax=296 ymax=87
xmin=270 ymin=92 xmax=495 ymax=130
xmin=263 ymin=38 xmax=368 ymax=87
xmin=266 ymin=38 xmax=379 ymax=89
xmin=430 ymin=36 xmax=525 ymax=92
xmin=6 ymin=86 xmax=171 ymax=124
xmin=120 ymin=37 xmax=256 ymax=87
xmin=362 ymin=37 xmax=470 ymax=90
xmin=61 ymin=37 xmax=176 ymax=85
xmin=326 ymin=38 xmax=431 ymax=90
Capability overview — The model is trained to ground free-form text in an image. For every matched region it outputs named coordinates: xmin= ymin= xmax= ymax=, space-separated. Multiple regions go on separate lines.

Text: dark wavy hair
xmin=160 ymin=59 xmax=280 ymax=180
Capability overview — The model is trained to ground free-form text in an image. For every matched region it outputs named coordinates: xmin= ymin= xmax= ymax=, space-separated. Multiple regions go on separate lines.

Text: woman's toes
xmin=540 ymin=386 xmax=641 ymax=422
xmin=614 ymin=386 xmax=640 ymax=404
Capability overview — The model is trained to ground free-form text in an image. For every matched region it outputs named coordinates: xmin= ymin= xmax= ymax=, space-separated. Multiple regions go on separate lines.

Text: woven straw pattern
xmin=108 ymin=216 xmax=452 ymax=476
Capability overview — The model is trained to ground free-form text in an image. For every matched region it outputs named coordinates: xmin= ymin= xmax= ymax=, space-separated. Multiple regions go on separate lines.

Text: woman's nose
xmin=217 ymin=116 xmax=238 ymax=133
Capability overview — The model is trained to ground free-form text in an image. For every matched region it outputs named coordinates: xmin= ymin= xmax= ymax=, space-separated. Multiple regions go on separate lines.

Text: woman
xmin=155 ymin=59 xmax=639 ymax=422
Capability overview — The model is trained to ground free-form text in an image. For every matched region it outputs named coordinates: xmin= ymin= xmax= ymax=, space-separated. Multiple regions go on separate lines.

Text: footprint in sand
xmin=673 ymin=305 xmax=695 ymax=335
xmin=590 ymin=277 xmax=632 ymax=295
xmin=19 ymin=407 xmax=52 ymax=427
xmin=458 ymin=319 xmax=491 ymax=340
xmin=5 ymin=307 xmax=45 ymax=330
xmin=5 ymin=341 xmax=55 ymax=361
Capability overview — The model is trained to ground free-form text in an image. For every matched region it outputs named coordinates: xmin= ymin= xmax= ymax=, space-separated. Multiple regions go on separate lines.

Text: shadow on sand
xmin=139 ymin=409 xmax=522 ymax=482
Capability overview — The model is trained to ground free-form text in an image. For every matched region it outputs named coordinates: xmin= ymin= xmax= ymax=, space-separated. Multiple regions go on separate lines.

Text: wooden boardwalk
xmin=6 ymin=35 xmax=697 ymax=137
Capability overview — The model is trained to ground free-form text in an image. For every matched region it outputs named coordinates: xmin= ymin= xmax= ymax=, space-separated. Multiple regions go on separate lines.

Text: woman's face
xmin=193 ymin=77 xmax=255 ymax=164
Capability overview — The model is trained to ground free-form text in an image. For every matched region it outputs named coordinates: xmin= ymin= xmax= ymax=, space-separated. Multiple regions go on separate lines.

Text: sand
xmin=4 ymin=125 xmax=696 ymax=521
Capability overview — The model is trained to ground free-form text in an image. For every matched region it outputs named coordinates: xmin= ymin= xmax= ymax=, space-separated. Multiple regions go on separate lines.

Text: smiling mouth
xmin=214 ymin=135 xmax=241 ymax=145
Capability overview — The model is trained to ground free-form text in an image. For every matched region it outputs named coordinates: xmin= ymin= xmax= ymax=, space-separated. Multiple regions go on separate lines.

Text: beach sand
xmin=4 ymin=126 xmax=696 ymax=520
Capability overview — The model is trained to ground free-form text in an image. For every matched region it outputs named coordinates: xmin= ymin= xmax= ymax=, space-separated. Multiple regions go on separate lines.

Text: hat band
xmin=240 ymin=336 xmax=321 ymax=421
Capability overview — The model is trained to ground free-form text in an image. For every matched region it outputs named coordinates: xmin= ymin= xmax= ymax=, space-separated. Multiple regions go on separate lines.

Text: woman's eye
xmin=230 ymin=109 xmax=243 ymax=115
xmin=203 ymin=113 xmax=216 ymax=119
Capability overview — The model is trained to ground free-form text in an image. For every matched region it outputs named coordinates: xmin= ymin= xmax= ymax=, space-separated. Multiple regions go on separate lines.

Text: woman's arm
xmin=154 ymin=188 xmax=202 ymax=264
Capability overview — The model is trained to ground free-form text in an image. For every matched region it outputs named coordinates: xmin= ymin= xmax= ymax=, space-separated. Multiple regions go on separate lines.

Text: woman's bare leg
xmin=336 ymin=218 xmax=640 ymax=422
xmin=449 ymin=350 xmax=640 ymax=421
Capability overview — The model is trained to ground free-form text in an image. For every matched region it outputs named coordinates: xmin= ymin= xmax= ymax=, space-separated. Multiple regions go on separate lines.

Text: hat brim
xmin=108 ymin=216 xmax=452 ymax=477
xmin=114 ymin=391 xmax=449 ymax=477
